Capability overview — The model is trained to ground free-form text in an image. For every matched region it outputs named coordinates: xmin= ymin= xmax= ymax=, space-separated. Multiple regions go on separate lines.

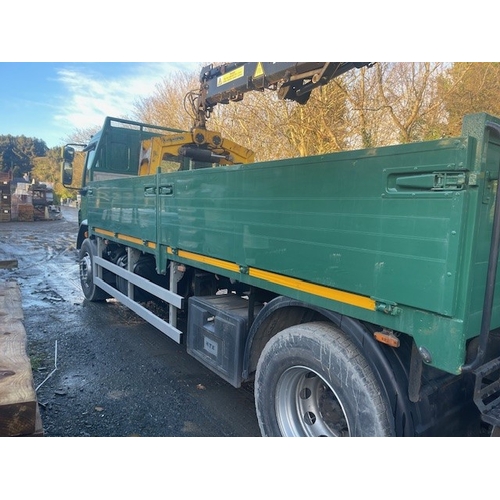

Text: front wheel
xmin=79 ymin=238 xmax=109 ymax=302
xmin=254 ymin=322 xmax=393 ymax=437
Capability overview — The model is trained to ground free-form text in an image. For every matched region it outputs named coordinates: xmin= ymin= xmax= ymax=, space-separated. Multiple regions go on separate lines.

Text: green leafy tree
xmin=0 ymin=135 xmax=48 ymax=177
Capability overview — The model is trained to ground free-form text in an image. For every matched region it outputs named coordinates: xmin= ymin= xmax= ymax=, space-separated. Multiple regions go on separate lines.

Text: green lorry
xmin=61 ymin=63 xmax=500 ymax=436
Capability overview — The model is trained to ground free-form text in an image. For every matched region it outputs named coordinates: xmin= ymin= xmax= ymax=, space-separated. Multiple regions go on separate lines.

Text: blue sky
xmin=0 ymin=2 xmax=488 ymax=152
xmin=0 ymin=62 xmax=202 ymax=149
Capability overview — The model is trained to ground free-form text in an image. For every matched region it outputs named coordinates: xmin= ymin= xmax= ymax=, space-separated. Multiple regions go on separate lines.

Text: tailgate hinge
xmin=432 ymin=172 xmax=466 ymax=190
xmin=395 ymin=171 xmax=466 ymax=191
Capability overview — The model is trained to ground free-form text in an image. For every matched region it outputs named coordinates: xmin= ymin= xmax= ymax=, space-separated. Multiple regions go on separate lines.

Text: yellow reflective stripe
xmin=94 ymin=228 xmax=114 ymax=238
xmin=249 ymin=268 xmax=376 ymax=311
xmin=168 ymin=247 xmax=240 ymax=273
xmin=93 ymin=228 xmax=156 ymax=249
xmin=167 ymin=247 xmax=375 ymax=311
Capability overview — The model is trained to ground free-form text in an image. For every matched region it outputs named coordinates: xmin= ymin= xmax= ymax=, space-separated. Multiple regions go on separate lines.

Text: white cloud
xmin=53 ymin=62 xmax=200 ymax=132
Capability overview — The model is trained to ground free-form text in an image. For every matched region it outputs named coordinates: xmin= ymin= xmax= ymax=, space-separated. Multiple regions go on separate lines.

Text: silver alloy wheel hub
xmin=275 ymin=366 xmax=350 ymax=436
xmin=80 ymin=252 xmax=92 ymax=288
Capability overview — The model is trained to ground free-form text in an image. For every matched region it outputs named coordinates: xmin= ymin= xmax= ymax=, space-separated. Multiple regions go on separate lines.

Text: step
xmin=474 ymin=356 xmax=500 ymax=427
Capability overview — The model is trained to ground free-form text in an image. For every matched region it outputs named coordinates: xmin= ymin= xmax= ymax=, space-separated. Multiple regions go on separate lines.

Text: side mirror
xmin=62 ymin=161 xmax=73 ymax=185
xmin=63 ymin=146 xmax=75 ymax=162
xmin=61 ymin=146 xmax=75 ymax=186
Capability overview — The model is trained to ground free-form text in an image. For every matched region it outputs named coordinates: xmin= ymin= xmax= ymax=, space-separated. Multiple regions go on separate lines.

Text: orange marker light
xmin=374 ymin=330 xmax=400 ymax=348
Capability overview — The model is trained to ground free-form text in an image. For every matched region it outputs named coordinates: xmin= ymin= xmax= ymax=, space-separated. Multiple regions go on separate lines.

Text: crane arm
xmin=191 ymin=62 xmax=373 ymax=128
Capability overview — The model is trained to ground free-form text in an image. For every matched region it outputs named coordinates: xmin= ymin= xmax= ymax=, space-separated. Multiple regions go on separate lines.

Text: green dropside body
xmin=81 ymin=113 xmax=500 ymax=375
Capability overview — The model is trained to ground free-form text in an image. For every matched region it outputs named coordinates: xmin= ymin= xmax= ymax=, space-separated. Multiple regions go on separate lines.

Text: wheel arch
xmin=76 ymin=220 xmax=88 ymax=250
xmin=243 ymin=296 xmax=332 ymax=380
xmin=243 ymin=295 xmax=417 ymax=436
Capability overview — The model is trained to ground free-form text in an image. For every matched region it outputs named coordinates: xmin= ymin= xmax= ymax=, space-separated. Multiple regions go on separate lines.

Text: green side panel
xmin=159 ymin=138 xmax=469 ymax=317
xmin=87 ymin=175 xmax=158 ymax=246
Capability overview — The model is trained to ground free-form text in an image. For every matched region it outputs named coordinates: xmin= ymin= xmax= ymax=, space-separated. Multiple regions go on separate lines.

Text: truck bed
xmin=86 ymin=113 xmax=500 ymax=374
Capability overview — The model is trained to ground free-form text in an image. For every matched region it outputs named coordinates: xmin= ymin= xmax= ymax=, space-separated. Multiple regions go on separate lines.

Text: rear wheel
xmin=254 ymin=322 xmax=393 ymax=436
xmin=79 ymin=238 xmax=109 ymax=302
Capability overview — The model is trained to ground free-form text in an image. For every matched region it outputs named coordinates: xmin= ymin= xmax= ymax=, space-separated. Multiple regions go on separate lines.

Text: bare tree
xmin=438 ymin=62 xmax=500 ymax=136
xmin=338 ymin=65 xmax=387 ymax=149
xmin=206 ymin=80 xmax=352 ymax=160
xmin=130 ymin=62 xmax=500 ymax=164
xmin=285 ymin=83 xmax=349 ymax=156
xmin=131 ymin=66 xmax=359 ymax=161
xmin=339 ymin=63 xmax=448 ymax=148
xmin=134 ymin=71 xmax=199 ymax=130
xmin=65 ymin=126 xmax=101 ymax=146
xmin=375 ymin=62 xmax=446 ymax=144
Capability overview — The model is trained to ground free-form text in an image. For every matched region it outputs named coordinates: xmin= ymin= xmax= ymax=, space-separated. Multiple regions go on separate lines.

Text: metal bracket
xmin=374 ymin=299 xmax=402 ymax=316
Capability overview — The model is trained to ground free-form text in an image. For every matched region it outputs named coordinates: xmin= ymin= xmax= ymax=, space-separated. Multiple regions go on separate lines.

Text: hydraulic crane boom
xmin=190 ymin=62 xmax=373 ymax=128
xmin=138 ymin=62 xmax=374 ymax=173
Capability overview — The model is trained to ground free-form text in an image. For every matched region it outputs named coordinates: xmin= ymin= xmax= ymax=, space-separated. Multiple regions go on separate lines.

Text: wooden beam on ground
xmin=0 ymin=281 xmax=39 ymax=436
xmin=0 ymin=259 xmax=18 ymax=270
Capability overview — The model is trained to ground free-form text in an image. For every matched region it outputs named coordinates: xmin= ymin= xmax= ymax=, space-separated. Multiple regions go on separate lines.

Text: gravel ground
xmin=0 ymin=206 xmax=260 ymax=437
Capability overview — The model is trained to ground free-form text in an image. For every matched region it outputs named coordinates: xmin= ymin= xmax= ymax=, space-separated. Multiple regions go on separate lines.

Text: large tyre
xmin=254 ymin=322 xmax=393 ymax=436
xmin=79 ymin=238 xmax=109 ymax=302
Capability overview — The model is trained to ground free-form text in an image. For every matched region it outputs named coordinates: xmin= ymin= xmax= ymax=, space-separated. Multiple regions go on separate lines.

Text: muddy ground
xmin=0 ymin=206 xmax=260 ymax=437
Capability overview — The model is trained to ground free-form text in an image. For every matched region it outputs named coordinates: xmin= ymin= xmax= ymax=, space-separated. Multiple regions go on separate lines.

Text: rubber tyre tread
xmin=79 ymin=238 xmax=109 ymax=302
xmin=254 ymin=321 xmax=393 ymax=437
